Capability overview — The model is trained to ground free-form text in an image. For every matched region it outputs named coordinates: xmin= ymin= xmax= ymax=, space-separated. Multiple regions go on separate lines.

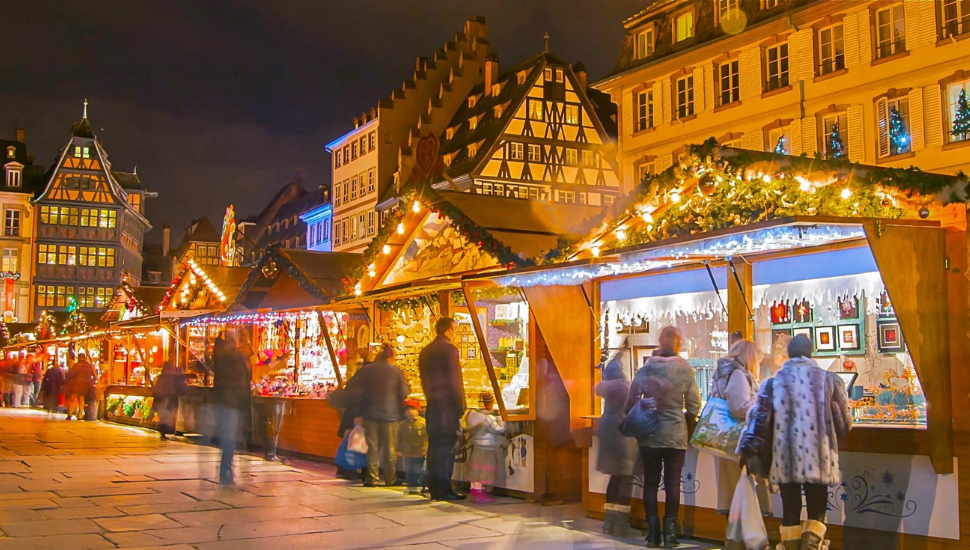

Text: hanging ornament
xmin=919 ymin=206 xmax=930 ymax=219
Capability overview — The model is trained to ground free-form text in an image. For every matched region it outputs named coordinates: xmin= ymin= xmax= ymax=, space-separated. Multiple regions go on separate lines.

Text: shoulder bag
xmin=738 ymin=378 xmax=774 ymax=478
xmin=619 ymin=392 xmax=659 ymax=438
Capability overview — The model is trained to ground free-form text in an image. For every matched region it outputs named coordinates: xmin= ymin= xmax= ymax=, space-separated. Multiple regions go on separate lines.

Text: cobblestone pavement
xmin=0 ymin=408 xmax=719 ymax=550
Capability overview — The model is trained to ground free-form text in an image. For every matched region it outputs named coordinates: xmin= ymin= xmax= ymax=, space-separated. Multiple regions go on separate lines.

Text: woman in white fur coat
xmin=762 ymin=334 xmax=852 ymax=550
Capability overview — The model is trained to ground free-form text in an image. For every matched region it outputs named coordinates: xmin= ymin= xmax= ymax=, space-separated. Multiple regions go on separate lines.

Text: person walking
xmin=625 ymin=326 xmax=701 ymax=549
xmin=65 ymin=353 xmax=96 ymax=420
xmin=211 ymin=332 xmax=252 ymax=484
xmin=40 ymin=362 xmax=64 ymax=414
xmin=764 ymin=335 xmax=852 ymax=550
xmin=596 ymin=355 xmax=639 ymax=537
xmin=27 ymin=355 xmax=43 ymax=408
xmin=153 ymin=357 xmax=187 ymax=440
xmin=418 ymin=317 xmax=467 ymax=501
xmin=10 ymin=358 xmax=25 ymax=408
xmin=0 ymin=356 xmax=9 ymax=407
xmin=397 ymin=399 xmax=428 ymax=495
xmin=345 ymin=344 xmax=407 ymax=487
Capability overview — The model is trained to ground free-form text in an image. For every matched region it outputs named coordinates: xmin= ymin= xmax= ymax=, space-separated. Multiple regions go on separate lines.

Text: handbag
xmin=738 ymin=378 xmax=774 ymax=478
xmin=690 ymin=396 xmax=745 ymax=460
xmin=619 ymin=394 xmax=659 ymax=438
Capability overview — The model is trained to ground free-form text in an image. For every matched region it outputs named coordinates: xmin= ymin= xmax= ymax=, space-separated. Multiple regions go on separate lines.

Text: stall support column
xmin=727 ymin=258 xmax=753 ymax=341
xmin=438 ymin=290 xmax=453 ymax=318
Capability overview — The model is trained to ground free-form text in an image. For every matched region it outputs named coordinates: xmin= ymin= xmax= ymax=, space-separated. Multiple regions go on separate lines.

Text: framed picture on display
xmin=770 ymin=301 xmax=791 ymax=324
xmin=634 ymin=346 xmax=658 ymax=370
xmin=793 ymin=299 xmax=813 ymax=324
xmin=877 ymin=290 xmax=895 ymax=317
xmin=792 ymin=326 xmax=812 ymax=341
xmin=772 ymin=328 xmax=792 ymax=348
xmin=838 ymin=296 xmax=859 ymax=320
xmin=877 ymin=320 xmax=905 ymax=352
xmin=837 ymin=324 xmax=861 ymax=352
xmin=815 ymin=326 xmax=836 ymax=352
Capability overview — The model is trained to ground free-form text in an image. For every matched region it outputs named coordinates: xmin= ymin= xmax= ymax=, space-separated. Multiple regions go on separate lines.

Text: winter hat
xmin=404 ymin=399 xmax=421 ymax=412
xmin=788 ymin=334 xmax=813 ymax=358
xmin=601 ymin=356 xmax=627 ymax=381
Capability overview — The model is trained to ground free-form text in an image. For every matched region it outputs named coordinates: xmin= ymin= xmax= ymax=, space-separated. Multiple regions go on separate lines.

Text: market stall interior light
xmin=412 ymin=200 xmax=421 ymax=213
xmin=382 ymin=244 xmax=391 ymax=255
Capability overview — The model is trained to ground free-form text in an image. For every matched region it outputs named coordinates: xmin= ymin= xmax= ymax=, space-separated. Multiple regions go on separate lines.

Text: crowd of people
xmin=596 ymin=326 xmax=851 ymax=549
xmin=0 ymin=352 xmax=102 ymax=420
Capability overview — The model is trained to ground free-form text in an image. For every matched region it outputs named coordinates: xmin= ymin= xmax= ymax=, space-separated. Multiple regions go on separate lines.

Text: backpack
xmin=738 ymin=378 xmax=774 ymax=478
xmin=619 ymin=393 xmax=659 ymax=438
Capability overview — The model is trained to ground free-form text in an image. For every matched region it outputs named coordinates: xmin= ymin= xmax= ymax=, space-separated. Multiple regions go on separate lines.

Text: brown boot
xmin=776 ymin=525 xmax=801 ymax=550
xmin=800 ymin=520 xmax=826 ymax=550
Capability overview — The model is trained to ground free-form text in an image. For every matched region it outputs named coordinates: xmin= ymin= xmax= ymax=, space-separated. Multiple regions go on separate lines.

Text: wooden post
xmin=438 ymin=290 xmax=453 ymax=319
xmin=727 ymin=258 xmax=753 ymax=341
xmin=462 ymin=282 xmax=507 ymax=420
xmin=318 ymin=310 xmax=343 ymax=387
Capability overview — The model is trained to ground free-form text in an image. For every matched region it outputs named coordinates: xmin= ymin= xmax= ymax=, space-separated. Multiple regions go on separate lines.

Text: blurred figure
xmin=596 ymin=355 xmax=638 ymax=537
xmin=418 ymin=317 xmax=467 ymax=501
xmin=761 ymin=333 xmax=791 ymax=379
xmin=10 ymin=357 xmax=25 ymax=408
xmin=0 ymin=355 xmax=9 ymax=406
xmin=346 ymin=344 xmax=407 ymax=487
xmin=211 ymin=331 xmax=252 ymax=485
xmin=397 ymin=399 xmax=427 ymax=495
xmin=153 ymin=356 xmax=186 ymax=440
xmin=27 ymin=355 xmax=43 ymax=408
xmin=626 ymin=326 xmax=701 ymax=549
xmin=65 ymin=353 xmax=96 ymax=420
xmin=40 ymin=361 xmax=64 ymax=414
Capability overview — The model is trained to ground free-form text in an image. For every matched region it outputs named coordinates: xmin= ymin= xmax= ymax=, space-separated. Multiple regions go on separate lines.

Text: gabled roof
xmin=172 ymin=217 xmax=221 ymax=262
xmin=100 ymin=283 xmax=168 ymax=326
xmin=232 ymin=248 xmax=359 ymax=310
xmin=159 ymin=264 xmax=251 ymax=313
xmin=111 ymin=170 xmax=142 ymax=190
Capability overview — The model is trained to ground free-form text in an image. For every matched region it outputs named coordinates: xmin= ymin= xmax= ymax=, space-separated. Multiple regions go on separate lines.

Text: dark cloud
xmin=0 ymin=0 xmax=644 ymax=239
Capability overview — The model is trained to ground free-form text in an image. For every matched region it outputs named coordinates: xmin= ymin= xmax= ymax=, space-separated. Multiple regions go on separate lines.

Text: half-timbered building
xmin=32 ymin=106 xmax=152 ymax=319
xmin=434 ymin=46 xmax=621 ymax=208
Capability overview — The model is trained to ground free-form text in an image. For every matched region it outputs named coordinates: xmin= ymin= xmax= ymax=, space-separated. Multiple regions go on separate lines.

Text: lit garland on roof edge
xmin=545 ymin=139 xmax=968 ymax=262
xmin=233 ymin=248 xmax=333 ymax=308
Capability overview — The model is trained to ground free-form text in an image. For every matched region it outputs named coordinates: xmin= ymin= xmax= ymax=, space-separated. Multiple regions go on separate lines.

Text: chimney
xmin=573 ymin=62 xmax=587 ymax=90
xmin=14 ymin=128 xmax=24 ymax=143
xmin=162 ymin=224 xmax=171 ymax=257
xmin=484 ymin=53 xmax=499 ymax=96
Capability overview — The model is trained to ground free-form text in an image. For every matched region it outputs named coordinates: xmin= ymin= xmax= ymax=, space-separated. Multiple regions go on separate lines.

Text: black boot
xmin=663 ymin=517 xmax=679 ymax=549
xmin=645 ymin=516 xmax=661 ymax=548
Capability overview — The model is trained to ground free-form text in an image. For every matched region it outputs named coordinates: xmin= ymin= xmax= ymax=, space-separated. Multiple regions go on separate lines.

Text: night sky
xmin=1 ymin=1 xmax=644 ymax=241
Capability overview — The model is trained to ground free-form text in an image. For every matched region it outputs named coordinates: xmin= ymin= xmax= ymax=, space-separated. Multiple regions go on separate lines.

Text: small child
xmin=396 ymin=399 xmax=427 ymax=495
xmin=464 ymin=409 xmax=506 ymax=504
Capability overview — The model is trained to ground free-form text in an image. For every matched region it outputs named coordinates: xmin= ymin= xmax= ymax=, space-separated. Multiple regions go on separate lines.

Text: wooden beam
xmin=727 ymin=257 xmax=753 ymax=340
xmin=318 ymin=311 xmax=343 ymax=388
xmin=461 ymin=282 xmax=507 ymax=421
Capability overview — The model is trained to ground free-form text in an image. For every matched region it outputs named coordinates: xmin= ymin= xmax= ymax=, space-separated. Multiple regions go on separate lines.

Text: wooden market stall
xmin=484 ymin=146 xmax=970 ymax=548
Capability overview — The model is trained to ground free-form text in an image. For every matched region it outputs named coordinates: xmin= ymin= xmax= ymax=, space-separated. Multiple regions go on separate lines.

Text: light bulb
xmin=397 ymin=223 xmax=404 ymax=235
xmin=412 ymin=200 xmax=421 ymax=213
xmin=382 ymin=244 xmax=391 ymax=254
xmin=670 ymin=192 xmax=681 ymax=204
xmin=641 ymin=211 xmax=654 ymax=223
xmin=762 ymin=174 xmax=771 ymax=183
xmin=616 ymin=230 xmax=627 ymax=241
xmin=841 ymin=188 xmax=852 ymax=200
xmin=591 ymin=246 xmax=600 ymax=258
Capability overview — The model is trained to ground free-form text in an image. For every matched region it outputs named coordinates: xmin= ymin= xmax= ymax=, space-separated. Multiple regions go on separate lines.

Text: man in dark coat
xmin=418 ymin=317 xmax=466 ymax=501
xmin=211 ymin=332 xmax=252 ymax=484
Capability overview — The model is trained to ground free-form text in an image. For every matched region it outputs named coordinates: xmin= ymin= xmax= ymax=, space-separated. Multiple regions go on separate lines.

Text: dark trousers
xmin=640 ymin=447 xmax=687 ymax=519
xmin=606 ymin=474 xmax=633 ymax=506
xmin=404 ymin=457 xmax=425 ymax=488
xmin=780 ymin=482 xmax=828 ymax=526
xmin=427 ymin=430 xmax=458 ymax=498
xmin=216 ymin=406 xmax=241 ymax=480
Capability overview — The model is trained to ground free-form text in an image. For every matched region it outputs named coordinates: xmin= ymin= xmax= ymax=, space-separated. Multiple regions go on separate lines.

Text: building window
xmin=768 ymin=127 xmax=791 ymax=154
xmin=367 ymin=211 xmax=375 ymax=235
xmin=565 ymin=105 xmax=579 ymax=125
xmin=527 ymin=144 xmax=542 ymax=162
xmin=334 ymin=183 xmax=342 ymax=206
xmin=942 ymin=0 xmax=970 ymax=39
xmin=351 ymin=142 xmax=358 ymax=160
xmin=128 ymin=193 xmax=141 ymax=212
xmin=74 ymin=146 xmax=90 ymax=159
xmin=80 ymin=209 xmax=97 ymax=227
xmin=565 ymin=149 xmax=578 ymax=165
xmin=1 ymin=249 xmax=17 ymax=273
xmin=334 ymin=220 xmax=342 ymax=243
xmin=636 ymin=28 xmax=654 ymax=59
xmin=818 ymin=24 xmax=845 ymax=76
xmin=604 ymin=195 xmax=615 ymax=206
xmin=765 ymin=43 xmax=790 ymax=91
xmin=101 ymin=209 xmax=117 ymax=229
xmin=3 ymin=210 xmax=19 ymax=237
xmin=509 ymin=142 xmax=524 ymax=160
xmin=469 ymin=116 xmax=478 ymax=131
xmin=676 ymin=75 xmax=695 ymax=119
xmin=38 ymin=244 xmax=55 ymax=265
xmin=716 ymin=0 xmax=740 ymax=25
xmin=636 ymin=90 xmax=654 ymax=131
xmin=638 ymin=162 xmax=655 ymax=183
xmin=368 ymin=131 xmax=376 ymax=151
xmin=342 ymin=179 xmax=349 ymax=203
xmin=96 ymin=287 xmax=112 ymax=307
xmin=334 ymin=151 xmax=341 ymax=169
xmin=875 ymin=5 xmax=906 ymax=59
xmin=367 ymin=168 xmax=376 ymax=194
xmin=877 ymin=96 xmax=911 ymax=157
xmin=675 ymin=11 xmax=694 ymax=42
xmin=359 ymin=136 xmax=366 ymax=155
xmin=947 ymin=79 xmax=970 ymax=142
xmin=59 ymin=207 xmax=78 ymax=226
xmin=56 ymin=245 xmax=77 ymax=266
xmin=93 ymin=248 xmax=113 ymax=268
xmin=559 ymin=190 xmax=576 ymax=204
xmin=822 ymin=112 xmax=849 ymax=158
xmin=718 ymin=60 xmax=740 ymax=106
xmin=36 ymin=286 xmax=52 ymax=307
xmin=5 ymin=147 xmax=13 ymax=159
xmin=582 ymin=150 xmax=594 ymax=166
xmin=5 ymin=168 xmax=20 ymax=188
xmin=528 ymin=99 xmax=544 ymax=120
xmin=343 ymin=147 xmax=349 ymax=165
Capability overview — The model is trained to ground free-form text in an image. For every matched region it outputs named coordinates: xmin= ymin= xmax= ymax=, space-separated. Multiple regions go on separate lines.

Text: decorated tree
xmin=61 ymin=297 xmax=89 ymax=335
xmin=953 ymin=88 xmax=970 ymax=142
xmin=828 ymin=122 xmax=845 ymax=159
xmin=36 ymin=310 xmax=57 ymax=340
xmin=889 ymin=106 xmax=910 ymax=154
xmin=774 ymin=135 xmax=787 ymax=155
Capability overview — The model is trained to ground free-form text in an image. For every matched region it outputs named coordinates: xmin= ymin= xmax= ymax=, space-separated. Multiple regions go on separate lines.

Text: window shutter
xmin=904 ymin=0 xmax=922 ymax=51
xmin=703 ymin=64 xmax=715 ymax=112
xmin=658 ymin=154 xmax=674 ymax=172
xmin=919 ymin=0 xmax=938 ymax=46
xmin=652 ymin=81 xmax=664 ymax=125
xmin=857 ymin=10 xmax=872 ymax=64
xmin=909 ymin=87 xmax=925 ymax=151
xmin=801 ymin=117 xmax=818 ymax=156
xmin=876 ymin=97 xmax=890 ymax=158
xmin=848 ymin=104 xmax=865 ymax=162
xmin=790 ymin=119 xmax=803 ymax=155
xmin=740 ymin=48 xmax=762 ymax=100
xmin=793 ymin=29 xmax=815 ymax=81
xmin=844 ymin=12 xmax=860 ymax=67
xmin=661 ymin=80 xmax=671 ymax=125
xmin=742 ymin=131 xmax=764 ymax=152
xmin=924 ymin=84 xmax=944 ymax=147
xmin=624 ymin=162 xmax=634 ymax=190
xmin=622 ymin=89 xmax=634 ymax=136
xmin=694 ymin=72 xmax=706 ymax=116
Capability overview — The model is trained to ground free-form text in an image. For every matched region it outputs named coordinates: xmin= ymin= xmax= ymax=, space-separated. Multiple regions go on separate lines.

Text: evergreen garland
xmin=889 ymin=106 xmax=910 ymax=154
xmin=952 ymin=88 xmax=970 ymax=142
xmin=61 ymin=297 xmax=89 ymax=335
xmin=828 ymin=122 xmax=845 ymax=159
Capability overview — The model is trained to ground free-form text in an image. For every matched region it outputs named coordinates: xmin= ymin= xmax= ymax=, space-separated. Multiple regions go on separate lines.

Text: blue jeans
xmin=216 ymin=406 xmax=241 ymax=480
xmin=404 ymin=457 xmax=425 ymax=488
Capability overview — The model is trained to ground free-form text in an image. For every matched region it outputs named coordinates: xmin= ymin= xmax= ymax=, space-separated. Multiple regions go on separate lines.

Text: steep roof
xmin=159 ymin=264 xmax=252 ymax=312
xmin=111 ymin=170 xmax=142 ymax=190
xmin=232 ymin=248 xmax=359 ymax=309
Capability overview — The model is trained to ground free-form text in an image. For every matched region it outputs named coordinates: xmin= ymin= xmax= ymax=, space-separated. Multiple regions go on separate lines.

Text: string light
xmin=670 ymin=192 xmax=681 ymax=204
xmin=412 ymin=200 xmax=421 ymax=213
xmin=616 ymin=229 xmax=627 ymax=241
xmin=397 ymin=223 xmax=405 ymax=235
xmin=841 ymin=188 xmax=852 ymax=199
xmin=591 ymin=246 xmax=600 ymax=258
xmin=382 ymin=244 xmax=391 ymax=254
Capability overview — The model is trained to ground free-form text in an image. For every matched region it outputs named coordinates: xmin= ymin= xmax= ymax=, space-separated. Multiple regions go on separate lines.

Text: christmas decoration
xmin=36 ymin=311 xmax=57 ymax=340
xmin=919 ymin=206 xmax=930 ymax=219
xmin=61 ymin=297 xmax=89 ymax=335
xmin=952 ymin=88 xmax=970 ymax=142
xmin=774 ymin=135 xmax=787 ymax=155
xmin=889 ymin=106 xmax=910 ymax=155
xmin=375 ymin=295 xmax=440 ymax=317
xmin=828 ymin=122 xmax=845 ymax=158
xmin=158 ymin=260 xmax=228 ymax=311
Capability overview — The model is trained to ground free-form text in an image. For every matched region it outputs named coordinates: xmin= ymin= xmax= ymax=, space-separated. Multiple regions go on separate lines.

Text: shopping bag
xmin=619 ymin=396 xmax=659 ymax=438
xmin=346 ymin=424 xmax=368 ymax=454
xmin=335 ymin=433 xmax=367 ymax=470
xmin=725 ymin=471 xmax=768 ymax=550
xmin=690 ymin=397 xmax=745 ymax=460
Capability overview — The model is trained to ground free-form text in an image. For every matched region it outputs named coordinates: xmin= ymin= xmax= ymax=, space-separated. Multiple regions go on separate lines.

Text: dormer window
xmin=443 ymin=152 xmax=455 ymax=166
xmin=636 ymin=28 xmax=655 ymax=59
xmin=491 ymin=82 xmax=502 ymax=96
xmin=468 ymin=95 xmax=477 ymax=109
xmin=446 ymin=126 xmax=456 ymax=140
xmin=674 ymin=10 xmax=695 ymax=42
xmin=468 ymin=143 xmax=478 ymax=157
xmin=493 ymin=104 xmax=504 ymax=118
xmin=469 ymin=115 xmax=479 ymax=131
xmin=74 ymin=146 xmax=90 ymax=159
xmin=5 ymin=165 xmax=21 ymax=188
xmin=517 ymin=71 xmax=528 ymax=85
xmin=5 ymin=147 xmax=14 ymax=159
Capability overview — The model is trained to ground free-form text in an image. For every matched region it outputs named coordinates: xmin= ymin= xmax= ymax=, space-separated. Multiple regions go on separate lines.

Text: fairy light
xmin=841 ymin=188 xmax=852 ymax=200
xmin=591 ymin=246 xmax=600 ymax=258
xmin=616 ymin=229 xmax=627 ymax=241
xmin=762 ymin=174 xmax=771 ymax=183
xmin=382 ymin=244 xmax=391 ymax=254
xmin=412 ymin=200 xmax=421 ymax=213
xmin=397 ymin=223 xmax=405 ymax=235
xmin=670 ymin=192 xmax=681 ymax=204
xmin=354 ymin=282 xmax=362 ymax=296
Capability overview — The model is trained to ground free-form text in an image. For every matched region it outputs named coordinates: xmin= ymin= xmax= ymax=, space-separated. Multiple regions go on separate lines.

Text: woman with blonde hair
xmin=626 ymin=326 xmax=701 ymax=548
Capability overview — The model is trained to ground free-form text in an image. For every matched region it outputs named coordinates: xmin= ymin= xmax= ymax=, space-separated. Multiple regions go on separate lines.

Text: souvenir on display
xmin=877 ymin=320 xmax=906 ymax=352
xmin=877 ymin=290 xmax=896 ymax=317
xmin=769 ymin=301 xmax=790 ymax=324
xmin=838 ymin=295 xmax=859 ymax=319
xmin=792 ymin=326 xmax=812 ymax=341
xmin=771 ymin=328 xmax=791 ymax=348
xmin=837 ymin=324 xmax=861 ymax=352
xmin=792 ymin=299 xmax=813 ymax=324
xmin=814 ymin=326 xmax=836 ymax=351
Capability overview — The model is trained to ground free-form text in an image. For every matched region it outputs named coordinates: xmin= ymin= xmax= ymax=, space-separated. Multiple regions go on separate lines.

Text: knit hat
xmin=788 ymin=334 xmax=813 ymax=358
xmin=404 ymin=399 xmax=421 ymax=412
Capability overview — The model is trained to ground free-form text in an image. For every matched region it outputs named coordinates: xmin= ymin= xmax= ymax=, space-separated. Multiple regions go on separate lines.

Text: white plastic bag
xmin=726 ymin=470 xmax=768 ymax=549
xmin=347 ymin=424 xmax=368 ymax=454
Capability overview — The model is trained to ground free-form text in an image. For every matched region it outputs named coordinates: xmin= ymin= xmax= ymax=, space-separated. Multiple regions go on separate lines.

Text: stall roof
xmin=101 ymin=284 xmax=168 ymax=326
xmin=159 ymin=264 xmax=251 ymax=313
xmin=231 ymin=248 xmax=359 ymax=310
